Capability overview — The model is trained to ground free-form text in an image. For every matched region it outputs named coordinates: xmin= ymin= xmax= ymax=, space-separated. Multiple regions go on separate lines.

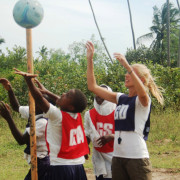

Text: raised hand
xmin=86 ymin=41 xmax=94 ymax=61
xmin=0 ymin=101 xmax=28 ymax=145
xmin=14 ymin=68 xmax=38 ymax=79
xmin=113 ymin=53 xmax=131 ymax=71
xmin=0 ymin=78 xmax=12 ymax=91
xmin=34 ymin=78 xmax=47 ymax=94
xmin=0 ymin=101 xmax=12 ymax=122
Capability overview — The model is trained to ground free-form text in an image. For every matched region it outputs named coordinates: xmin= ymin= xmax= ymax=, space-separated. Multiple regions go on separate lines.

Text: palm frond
xmin=137 ymin=33 xmax=153 ymax=45
xmin=0 ymin=38 xmax=5 ymax=44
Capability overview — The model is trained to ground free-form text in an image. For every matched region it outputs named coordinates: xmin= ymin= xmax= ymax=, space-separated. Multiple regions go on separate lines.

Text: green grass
xmin=0 ymin=109 xmax=179 ymax=179
xmin=0 ymin=118 xmax=29 ymax=180
xmin=147 ymin=109 xmax=180 ymax=171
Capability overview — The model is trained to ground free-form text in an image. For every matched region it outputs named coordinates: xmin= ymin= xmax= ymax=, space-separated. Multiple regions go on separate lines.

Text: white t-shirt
xmin=44 ymin=103 xmax=85 ymax=165
xmin=113 ymin=93 xmax=151 ymax=159
xmin=19 ymin=106 xmax=48 ymax=162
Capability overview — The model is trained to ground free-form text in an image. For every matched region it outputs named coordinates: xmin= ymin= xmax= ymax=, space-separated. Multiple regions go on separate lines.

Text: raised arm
xmin=0 ymin=78 xmax=20 ymax=112
xmin=0 ymin=101 xmax=29 ymax=145
xmin=14 ymin=69 xmax=50 ymax=113
xmin=114 ymin=53 xmax=149 ymax=106
xmin=34 ymin=78 xmax=58 ymax=104
xmin=86 ymin=41 xmax=117 ymax=104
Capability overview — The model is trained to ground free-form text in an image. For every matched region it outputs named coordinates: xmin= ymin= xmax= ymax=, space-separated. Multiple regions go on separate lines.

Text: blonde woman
xmin=86 ymin=41 xmax=164 ymax=180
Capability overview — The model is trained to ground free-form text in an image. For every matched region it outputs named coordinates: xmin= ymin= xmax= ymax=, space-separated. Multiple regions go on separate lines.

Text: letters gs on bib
xmin=97 ymin=123 xmax=113 ymax=136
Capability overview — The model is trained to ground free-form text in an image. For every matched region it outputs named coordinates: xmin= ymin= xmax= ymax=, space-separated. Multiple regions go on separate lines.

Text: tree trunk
xmin=127 ymin=0 xmax=136 ymax=50
xmin=176 ymin=0 xmax=180 ymax=67
xmin=167 ymin=0 xmax=171 ymax=66
xmin=88 ymin=0 xmax=113 ymax=63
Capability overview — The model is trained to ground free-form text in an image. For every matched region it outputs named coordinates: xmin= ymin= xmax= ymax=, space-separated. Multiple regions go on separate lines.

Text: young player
xmin=84 ymin=84 xmax=116 ymax=180
xmin=14 ymin=69 xmax=89 ymax=180
xmin=0 ymin=78 xmax=50 ymax=180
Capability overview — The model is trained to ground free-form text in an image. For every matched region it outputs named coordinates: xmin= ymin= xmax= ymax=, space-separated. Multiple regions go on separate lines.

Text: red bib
xmin=57 ymin=111 xmax=89 ymax=159
xmin=89 ymin=108 xmax=115 ymax=153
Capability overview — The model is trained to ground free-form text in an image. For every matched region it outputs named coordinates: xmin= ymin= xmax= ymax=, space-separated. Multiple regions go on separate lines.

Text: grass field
xmin=0 ymin=109 xmax=179 ymax=180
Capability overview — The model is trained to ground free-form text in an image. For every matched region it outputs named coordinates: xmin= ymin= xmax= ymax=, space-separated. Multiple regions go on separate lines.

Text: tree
xmin=36 ymin=45 xmax=49 ymax=60
xmin=176 ymin=0 xmax=180 ymax=67
xmin=0 ymin=36 xmax=5 ymax=44
xmin=0 ymin=36 xmax=5 ymax=53
xmin=68 ymin=35 xmax=108 ymax=66
xmin=127 ymin=0 xmax=136 ymax=50
xmin=167 ymin=0 xmax=170 ymax=66
xmin=137 ymin=2 xmax=180 ymax=66
xmin=125 ymin=45 xmax=155 ymax=64
xmin=88 ymin=0 xmax=113 ymax=62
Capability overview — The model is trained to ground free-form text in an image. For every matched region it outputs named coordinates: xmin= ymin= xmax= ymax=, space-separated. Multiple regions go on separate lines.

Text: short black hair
xmin=71 ymin=89 xmax=87 ymax=113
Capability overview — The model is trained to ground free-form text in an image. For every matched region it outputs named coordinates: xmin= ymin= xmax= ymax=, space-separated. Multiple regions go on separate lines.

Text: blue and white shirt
xmin=113 ymin=93 xmax=151 ymax=159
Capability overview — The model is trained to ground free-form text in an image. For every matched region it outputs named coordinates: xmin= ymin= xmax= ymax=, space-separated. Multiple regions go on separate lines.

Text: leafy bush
xmin=0 ymin=40 xmax=179 ymax=111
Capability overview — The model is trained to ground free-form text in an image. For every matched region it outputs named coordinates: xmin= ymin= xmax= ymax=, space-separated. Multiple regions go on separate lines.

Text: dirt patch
xmin=85 ymin=168 xmax=180 ymax=180
xmin=152 ymin=168 xmax=180 ymax=180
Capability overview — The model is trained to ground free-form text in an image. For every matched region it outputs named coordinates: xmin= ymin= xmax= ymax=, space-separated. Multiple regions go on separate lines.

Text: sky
xmin=0 ymin=0 xmax=171 ymax=58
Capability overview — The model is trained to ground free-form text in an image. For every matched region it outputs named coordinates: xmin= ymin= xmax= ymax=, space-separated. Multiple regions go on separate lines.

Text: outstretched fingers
xmin=0 ymin=101 xmax=5 ymax=107
xmin=34 ymin=78 xmax=42 ymax=88
xmin=34 ymin=79 xmax=46 ymax=93
xmin=34 ymin=78 xmax=39 ymax=84
xmin=0 ymin=78 xmax=8 ymax=83
xmin=5 ymin=103 xmax=11 ymax=112
xmin=14 ymin=68 xmax=28 ymax=76
xmin=13 ymin=68 xmax=38 ymax=78
xmin=0 ymin=101 xmax=7 ymax=112
xmin=0 ymin=101 xmax=9 ymax=110
xmin=0 ymin=78 xmax=10 ymax=85
xmin=113 ymin=53 xmax=130 ymax=69
xmin=113 ymin=53 xmax=124 ymax=60
xmin=0 ymin=78 xmax=11 ymax=90
xmin=86 ymin=41 xmax=94 ymax=51
xmin=86 ymin=41 xmax=94 ymax=61
xmin=0 ymin=101 xmax=12 ymax=121
xmin=13 ymin=68 xmax=21 ymax=72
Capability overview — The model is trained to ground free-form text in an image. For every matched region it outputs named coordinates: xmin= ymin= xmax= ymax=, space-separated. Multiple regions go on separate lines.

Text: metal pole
xmin=26 ymin=29 xmax=38 ymax=180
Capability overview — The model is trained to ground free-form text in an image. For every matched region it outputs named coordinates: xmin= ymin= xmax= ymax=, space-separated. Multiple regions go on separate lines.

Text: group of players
xmin=0 ymin=41 xmax=164 ymax=180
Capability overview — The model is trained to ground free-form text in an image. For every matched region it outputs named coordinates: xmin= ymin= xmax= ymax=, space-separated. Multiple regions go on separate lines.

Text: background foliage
xmin=0 ymin=37 xmax=179 ymax=111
